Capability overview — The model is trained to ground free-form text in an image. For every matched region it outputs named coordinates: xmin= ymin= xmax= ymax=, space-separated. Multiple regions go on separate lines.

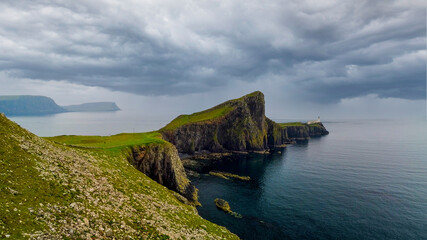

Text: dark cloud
xmin=0 ymin=0 xmax=425 ymax=102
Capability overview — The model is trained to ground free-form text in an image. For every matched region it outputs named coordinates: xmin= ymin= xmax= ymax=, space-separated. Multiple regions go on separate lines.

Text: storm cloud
xmin=0 ymin=0 xmax=425 ymax=103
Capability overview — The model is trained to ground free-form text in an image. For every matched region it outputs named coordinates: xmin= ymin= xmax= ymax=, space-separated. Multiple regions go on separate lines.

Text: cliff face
xmin=127 ymin=143 xmax=198 ymax=204
xmin=267 ymin=119 xmax=330 ymax=143
xmin=266 ymin=118 xmax=288 ymax=146
xmin=285 ymin=123 xmax=329 ymax=140
xmin=161 ymin=91 xmax=268 ymax=153
xmin=161 ymin=91 xmax=329 ymax=154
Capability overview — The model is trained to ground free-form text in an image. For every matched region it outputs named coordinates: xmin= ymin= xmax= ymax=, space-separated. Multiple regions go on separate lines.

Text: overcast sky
xmin=0 ymin=0 xmax=425 ymax=119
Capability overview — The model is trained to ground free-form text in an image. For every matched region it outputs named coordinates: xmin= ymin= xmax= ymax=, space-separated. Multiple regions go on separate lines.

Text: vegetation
xmin=0 ymin=114 xmax=238 ymax=239
xmin=46 ymin=132 xmax=165 ymax=154
xmin=161 ymin=92 xmax=266 ymax=131
xmin=278 ymin=122 xmax=306 ymax=127
xmin=209 ymin=171 xmax=251 ymax=181
xmin=161 ymin=105 xmax=234 ymax=131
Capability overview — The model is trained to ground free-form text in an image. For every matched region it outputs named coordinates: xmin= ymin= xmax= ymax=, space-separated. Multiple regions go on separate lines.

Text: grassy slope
xmin=278 ymin=122 xmax=306 ymax=127
xmin=46 ymin=132 xmax=166 ymax=155
xmin=0 ymin=115 xmax=238 ymax=239
xmin=161 ymin=105 xmax=234 ymax=131
xmin=161 ymin=91 xmax=264 ymax=131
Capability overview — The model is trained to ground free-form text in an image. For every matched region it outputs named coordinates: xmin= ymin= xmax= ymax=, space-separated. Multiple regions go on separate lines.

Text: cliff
xmin=127 ymin=142 xmax=198 ymax=204
xmin=278 ymin=122 xmax=329 ymax=141
xmin=161 ymin=91 xmax=269 ymax=153
xmin=161 ymin=91 xmax=329 ymax=154
xmin=0 ymin=95 xmax=66 ymax=115
xmin=1 ymin=114 xmax=237 ymax=239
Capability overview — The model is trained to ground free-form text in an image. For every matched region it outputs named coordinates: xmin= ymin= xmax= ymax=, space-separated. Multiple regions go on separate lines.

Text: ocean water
xmin=192 ymin=119 xmax=427 ymax=240
xmin=7 ymin=113 xmax=427 ymax=239
xmin=8 ymin=111 xmax=169 ymax=136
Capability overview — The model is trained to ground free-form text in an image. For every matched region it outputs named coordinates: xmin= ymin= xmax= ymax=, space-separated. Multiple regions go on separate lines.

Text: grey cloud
xmin=0 ymin=0 xmax=425 ymax=101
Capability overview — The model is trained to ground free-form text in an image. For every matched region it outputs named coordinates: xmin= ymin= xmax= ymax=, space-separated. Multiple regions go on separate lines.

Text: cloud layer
xmin=0 ymin=0 xmax=425 ymax=103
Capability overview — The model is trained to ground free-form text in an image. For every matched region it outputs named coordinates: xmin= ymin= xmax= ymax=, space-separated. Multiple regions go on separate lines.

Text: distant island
xmin=0 ymin=95 xmax=120 ymax=116
xmin=62 ymin=102 xmax=120 ymax=112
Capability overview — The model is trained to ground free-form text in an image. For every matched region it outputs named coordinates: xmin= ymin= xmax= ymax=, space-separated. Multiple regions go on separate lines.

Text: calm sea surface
xmin=8 ymin=113 xmax=427 ymax=240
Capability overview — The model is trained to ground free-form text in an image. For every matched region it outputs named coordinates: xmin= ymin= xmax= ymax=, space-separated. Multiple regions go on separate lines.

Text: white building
xmin=307 ymin=116 xmax=321 ymax=125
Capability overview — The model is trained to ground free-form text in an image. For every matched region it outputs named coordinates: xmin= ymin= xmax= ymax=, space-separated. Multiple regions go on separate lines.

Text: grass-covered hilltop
xmin=0 ymin=113 xmax=238 ymax=239
xmin=0 ymin=91 xmax=328 ymax=239
xmin=161 ymin=91 xmax=328 ymax=154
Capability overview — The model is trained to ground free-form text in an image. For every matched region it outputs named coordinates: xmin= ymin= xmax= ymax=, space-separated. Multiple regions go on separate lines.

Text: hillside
xmin=62 ymin=102 xmax=120 ymax=112
xmin=0 ymin=113 xmax=238 ymax=239
xmin=47 ymin=132 xmax=199 ymax=204
xmin=0 ymin=96 xmax=66 ymax=115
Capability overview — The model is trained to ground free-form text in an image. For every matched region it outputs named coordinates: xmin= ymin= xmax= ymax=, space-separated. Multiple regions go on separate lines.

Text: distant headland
xmin=0 ymin=95 xmax=120 ymax=116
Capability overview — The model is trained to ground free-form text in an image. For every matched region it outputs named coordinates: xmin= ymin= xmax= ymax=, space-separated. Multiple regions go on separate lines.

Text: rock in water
xmin=214 ymin=198 xmax=232 ymax=213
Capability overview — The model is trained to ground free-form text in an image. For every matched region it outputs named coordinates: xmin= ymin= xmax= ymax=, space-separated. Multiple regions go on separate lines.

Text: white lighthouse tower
xmin=307 ymin=116 xmax=321 ymax=125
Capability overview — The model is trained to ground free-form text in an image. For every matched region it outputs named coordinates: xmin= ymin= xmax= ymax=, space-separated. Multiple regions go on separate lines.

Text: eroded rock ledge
xmin=127 ymin=142 xmax=199 ymax=204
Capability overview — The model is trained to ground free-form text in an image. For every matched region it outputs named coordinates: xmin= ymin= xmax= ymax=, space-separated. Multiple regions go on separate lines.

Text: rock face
xmin=161 ymin=91 xmax=329 ymax=154
xmin=266 ymin=118 xmax=289 ymax=146
xmin=285 ymin=123 xmax=329 ymax=140
xmin=161 ymin=91 xmax=268 ymax=153
xmin=127 ymin=142 xmax=198 ymax=204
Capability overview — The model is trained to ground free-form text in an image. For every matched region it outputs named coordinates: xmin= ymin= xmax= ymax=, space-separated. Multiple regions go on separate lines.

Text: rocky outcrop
xmin=161 ymin=91 xmax=268 ymax=153
xmin=161 ymin=91 xmax=329 ymax=154
xmin=308 ymin=123 xmax=329 ymax=137
xmin=127 ymin=142 xmax=199 ymax=204
xmin=266 ymin=118 xmax=288 ymax=146
xmin=285 ymin=123 xmax=329 ymax=141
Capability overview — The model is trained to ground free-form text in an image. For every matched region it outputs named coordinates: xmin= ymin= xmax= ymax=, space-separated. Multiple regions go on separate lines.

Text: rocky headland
xmin=160 ymin=91 xmax=328 ymax=155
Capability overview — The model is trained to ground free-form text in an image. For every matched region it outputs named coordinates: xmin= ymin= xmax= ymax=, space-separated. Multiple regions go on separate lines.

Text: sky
xmin=0 ymin=0 xmax=425 ymax=120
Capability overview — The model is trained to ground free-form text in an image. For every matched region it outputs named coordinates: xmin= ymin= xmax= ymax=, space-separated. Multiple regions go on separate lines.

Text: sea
xmin=8 ymin=112 xmax=427 ymax=240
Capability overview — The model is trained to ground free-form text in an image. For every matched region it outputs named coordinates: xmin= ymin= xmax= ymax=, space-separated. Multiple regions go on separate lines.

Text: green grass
xmin=278 ymin=122 xmax=306 ymax=127
xmin=1 ymin=114 xmax=239 ymax=239
xmin=46 ymin=132 xmax=165 ymax=154
xmin=0 ymin=115 xmax=74 ymax=238
xmin=161 ymin=91 xmax=264 ymax=131
xmin=162 ymin=105 xmax=234 ymax=131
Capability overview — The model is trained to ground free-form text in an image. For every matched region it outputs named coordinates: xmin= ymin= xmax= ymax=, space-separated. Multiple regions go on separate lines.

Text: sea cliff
xmin=127 ymin=142 xmax=199 ymax=204
xmin=161 ymin=91 xmax=328 ymax=154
